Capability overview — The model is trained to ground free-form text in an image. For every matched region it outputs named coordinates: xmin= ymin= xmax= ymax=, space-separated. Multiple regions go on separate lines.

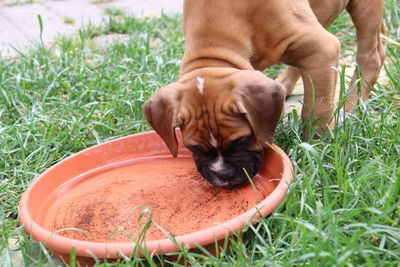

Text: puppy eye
xmin=229 ymin=135 xmax=252 ymax=148
xmin=225 ymin=135 xmax=253 ymax=153
xmin=188 ymin=145 xmax=205 ymax=154
xmin=188 ymin=145 xmax=219 ymax=159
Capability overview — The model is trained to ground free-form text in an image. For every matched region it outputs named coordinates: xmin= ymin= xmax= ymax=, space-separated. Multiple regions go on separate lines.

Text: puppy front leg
xmin=285 ymin=29 xmax=340 ymax=136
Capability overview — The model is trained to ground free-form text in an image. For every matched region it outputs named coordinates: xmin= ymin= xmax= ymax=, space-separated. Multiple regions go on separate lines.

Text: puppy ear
xmin=142 ymin=83 xmax=182 ymax=157
xmin=235 ymin=72 xmax=286 ymax=145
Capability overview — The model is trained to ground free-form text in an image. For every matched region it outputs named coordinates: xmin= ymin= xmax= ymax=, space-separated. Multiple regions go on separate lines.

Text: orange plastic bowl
xmin=19 ymin=130 xmax=293 ymax=264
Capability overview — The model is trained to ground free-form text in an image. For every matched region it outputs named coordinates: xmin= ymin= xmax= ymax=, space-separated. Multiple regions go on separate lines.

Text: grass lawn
xmin=1 ymin=1 xmax=399 ymax=266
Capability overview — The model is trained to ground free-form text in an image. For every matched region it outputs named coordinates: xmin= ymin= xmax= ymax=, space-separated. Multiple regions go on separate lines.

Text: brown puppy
xmin=143 ymin=0 xmax=386 ymax=188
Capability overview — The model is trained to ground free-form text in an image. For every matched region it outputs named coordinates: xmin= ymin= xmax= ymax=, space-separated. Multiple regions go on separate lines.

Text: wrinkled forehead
xmin=182 ymin=120 xmax=252 ymax=149
xmin=180 ymin=101 xmax=252 ymax=148
xmin=178 ymin=72 xmax=252 ymax=146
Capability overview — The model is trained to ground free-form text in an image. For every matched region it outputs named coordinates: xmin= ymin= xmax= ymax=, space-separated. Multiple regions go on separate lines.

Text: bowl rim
xmin=19 ymin=130 xmax=293 ymax=258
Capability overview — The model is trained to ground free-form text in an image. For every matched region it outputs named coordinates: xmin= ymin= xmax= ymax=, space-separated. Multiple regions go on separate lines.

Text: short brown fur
xmin=143 ymin=0 xmax=385 ymax=187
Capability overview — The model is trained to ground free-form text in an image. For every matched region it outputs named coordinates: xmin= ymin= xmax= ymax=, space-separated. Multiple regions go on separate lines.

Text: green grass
xmin=2 ymin=0 xmax=44 ymax=7
xmin=63 ymin=16 xmax=75 ymax=25
xmin=91 ymin=0 xmax=115 ymax=5
xmin=103 ymin=7 xmax=125 ymax=17
xmin=1 ymin=1 xmax=399 ymax=265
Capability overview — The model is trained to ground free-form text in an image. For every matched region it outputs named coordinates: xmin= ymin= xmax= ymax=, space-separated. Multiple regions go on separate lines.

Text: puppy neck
xmin=179 ymin=47 xmax=253 ymax=77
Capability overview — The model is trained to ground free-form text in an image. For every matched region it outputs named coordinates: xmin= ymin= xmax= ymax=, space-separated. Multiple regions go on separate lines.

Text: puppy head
xmin=143 ymin=69 xmax=285 ymax=188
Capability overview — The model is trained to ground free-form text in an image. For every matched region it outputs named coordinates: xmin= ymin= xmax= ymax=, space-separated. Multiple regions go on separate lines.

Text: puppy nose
xmin=214 ymin=166 xmax=235 ymax=178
